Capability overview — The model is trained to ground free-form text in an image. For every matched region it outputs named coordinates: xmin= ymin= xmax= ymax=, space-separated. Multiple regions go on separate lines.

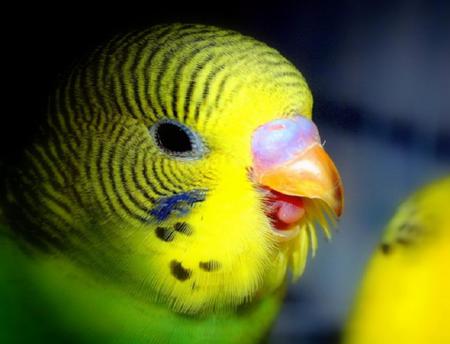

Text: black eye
xmin=151 ymin=120 xmax=205 ymax=158
xmin=156 ymin=122 xmax=192 ymax=153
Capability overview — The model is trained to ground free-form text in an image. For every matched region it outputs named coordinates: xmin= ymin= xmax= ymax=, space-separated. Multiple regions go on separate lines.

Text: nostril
xmin=267 ymin=124 xmax=286 ymax=131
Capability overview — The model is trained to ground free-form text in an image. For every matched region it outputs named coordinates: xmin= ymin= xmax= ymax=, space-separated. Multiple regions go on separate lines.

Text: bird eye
xmin=150 ymin=120 xmax=205 ymax=158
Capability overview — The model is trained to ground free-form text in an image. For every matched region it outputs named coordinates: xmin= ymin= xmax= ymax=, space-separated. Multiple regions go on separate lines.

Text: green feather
xmin=0 ymin=221 xmax=284 ymax=343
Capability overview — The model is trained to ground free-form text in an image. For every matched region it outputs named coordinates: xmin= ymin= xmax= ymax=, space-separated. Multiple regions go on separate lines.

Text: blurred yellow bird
xmin=343 ymin=176 xmax=450 ymax=344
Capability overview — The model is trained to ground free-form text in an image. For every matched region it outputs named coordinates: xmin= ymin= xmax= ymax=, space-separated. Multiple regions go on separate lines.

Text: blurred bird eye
xmin=151 ymin=120 xmax=204 ymax=158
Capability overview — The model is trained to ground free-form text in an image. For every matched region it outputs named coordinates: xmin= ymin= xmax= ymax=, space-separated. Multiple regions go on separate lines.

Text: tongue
xmin=265 ymin=189 xmax=305 ymax=230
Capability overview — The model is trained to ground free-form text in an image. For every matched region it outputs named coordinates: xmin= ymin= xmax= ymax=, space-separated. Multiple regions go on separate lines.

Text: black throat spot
xmin=170 ymin=260 xmax=192 ymax=281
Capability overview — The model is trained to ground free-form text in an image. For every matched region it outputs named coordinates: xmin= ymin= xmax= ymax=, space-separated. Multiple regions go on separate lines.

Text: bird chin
xmin=270 ymin=225 xmax=301 ymax=242
xmin=267 ymin=198 xmax=336 ymax=283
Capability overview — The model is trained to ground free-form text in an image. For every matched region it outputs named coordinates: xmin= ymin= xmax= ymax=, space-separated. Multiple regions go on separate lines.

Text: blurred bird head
xmin=3 ymin=24 xmax=343 ymax=314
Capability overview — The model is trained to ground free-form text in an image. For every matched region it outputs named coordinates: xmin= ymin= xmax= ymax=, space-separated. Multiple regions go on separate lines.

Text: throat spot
xmin=155 ymin=222 xmax=193 ymax=242
xmin=170 ymin=260 xmax=192 ymax=281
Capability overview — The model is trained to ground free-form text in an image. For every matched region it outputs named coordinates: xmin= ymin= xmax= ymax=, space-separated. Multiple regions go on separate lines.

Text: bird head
xmin=3 ymin=24 xmax=343 ymax=314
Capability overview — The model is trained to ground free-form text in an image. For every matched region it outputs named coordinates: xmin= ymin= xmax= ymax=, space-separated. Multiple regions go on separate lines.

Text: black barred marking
xmin=152 ymin=158 xmax=182 ymax=194
xmin=194 ymin=38 xmax=256 ymax=105
xmin=259 ymin=59 xmax=293 ymax=68
xmin=108 ymin=127 xmax=152 ymax=223
xmin=101 ymin=32 xmax=130 ymax=90
xmin=174 ymin=222 xmax=193 ymax=235
xmin=115 ymin=59 xmax=140 ymax=119
xmin=198 ymin=61 xmax=227 ymax=111
xmin=161 ymin=158 xmax=185 ymax=187
xmin=380 ymin=243 xmax=392 ymax=254
xmin=47 ymin=141 xmax=69 ymax=184
xmin=170 ymin=45 xmax=205 ymax=120
xmin=115 ymin=28 xmax=155 ymax=53
xmin=10 ymin=180 xmax=68 ymax=253
xmin=141 ymin=41 xmax=168 ymax=121
xmin=390 ymin=222 xmax=423 ymax=248
xmin=115 ymin=34 xmax=152 ymax=120
xmin=398 ymin=222 xmax=421 ymax=235
xmin=396 ymin=237 xmax=412 ymax=246
xmin=257 ymin=50 xmax=286 ymax=61
xmin=203 ymin=53 xmax=252 ymax=120
xmin=155 ymin=227 xmax=175 ymax=242
xmin=111 ymin=73 xmax=130 ymax=118
xmin=63 ymin=132 xmax=81 ymax=163
xmin=209 ymin=81 xmax=246 ymax=130
xmin=38 ymin=188 xmax=95 ymax=249
xmin=182 ymin=49 xmax=216 ymax=122
xmin=282 ymin=81 xmax=306 ymax=89
xmin=47 ymin=128 xmax=74 ymax=184
xmin=95 ymin=45 xmax=117 ymax=119
xmin=86 ymin=48 xmax=112 ymax=120
xmin=98 ymin=124 xmax=122 ymax=214
xmin=119 ymin=129 xmax=154 ymax=216
xmin=210 ymin=69 xmax=232 ymax=116
xmin=130 ymin=138 xmax=157 ymax=204
xmin=189 ymin=53 xmax=217 ymax=121
xmin=66 ymin=69 xmax=81 ymax=123
xmin=282 ymin=105 xmax=299 ymax=117
xmin=271 ymin=71 xmax=301 ymax=80
xmin=93 ymin=130 xmax=116 ymax=214
xmin=70 ymin=183 xmax=84 ymax=215
xmin=77 ymin=63 xmax=97 ymax=122
xmin=106 ymin=125 xmax=150 ymax=222
xmin=142 ymin=152 xmax=167 ymax=197
xmin=150 ymin=160 xmax=173 ymax=193
xmin=161 ymin=161 xmax=192 ymax=188
xmin=136 ymin=150 xmax=164 ymax=198
xmin=33 ymin=138 xmax=66 ymax=187
xmin=199 ymin=260 xmax=221 ymax=272
xmin=170 ymin=260 xmax=192 ymax=281
xmin=56 ymin=74 xmax=84 ymax=156
xmin=131 ymin=76 xmax=150 ymax=120
xmin=154 ymin=39 xmax=182 ymax=118
xmin=144 ymin=29 xmax=185 ymax=120
xmin=130 ymin=26 xmax=174 ymax=120
xmin=27 ymin=146 xmax=55 ymax=181
xmin=39 ymin=186 xmax=73 ymax=215
xmin=169 ymin=33 xmax=240 ymax=121
xmin=52 ymin=88 xmax=68 ymax=132
xmin=167 ymin=31 xmax=242 ymax=121
xmin=171 ymin=26 xmax=225 ymax=42
xmin=131 ymin=39 xmax=154 ymax=119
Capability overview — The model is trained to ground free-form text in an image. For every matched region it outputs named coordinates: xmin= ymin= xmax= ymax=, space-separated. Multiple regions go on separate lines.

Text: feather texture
xmin=0 ymin=24 xmax=340 ymax=342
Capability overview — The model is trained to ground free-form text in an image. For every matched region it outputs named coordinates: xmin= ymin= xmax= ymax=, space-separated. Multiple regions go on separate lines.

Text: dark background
xmin=3 ymin=1 xmax=450 ymax=343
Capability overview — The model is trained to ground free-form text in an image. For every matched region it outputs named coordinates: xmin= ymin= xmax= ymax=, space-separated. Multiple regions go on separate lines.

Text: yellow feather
xmin=344 ymin=176 xmax=450 ymax=344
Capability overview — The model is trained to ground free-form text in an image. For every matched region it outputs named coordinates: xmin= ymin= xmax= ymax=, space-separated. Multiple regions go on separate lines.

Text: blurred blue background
xmin=3 ymin=1 xmax=450 ymax=343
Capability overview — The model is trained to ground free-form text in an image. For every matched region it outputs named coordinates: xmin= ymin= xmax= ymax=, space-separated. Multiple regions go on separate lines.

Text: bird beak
xmin=252 ymin=116 xmax=344 ymax=220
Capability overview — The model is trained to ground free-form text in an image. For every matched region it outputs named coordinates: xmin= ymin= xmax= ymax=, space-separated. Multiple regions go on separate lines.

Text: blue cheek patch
xmin=150 ymin=189 xmax=207 ymax=222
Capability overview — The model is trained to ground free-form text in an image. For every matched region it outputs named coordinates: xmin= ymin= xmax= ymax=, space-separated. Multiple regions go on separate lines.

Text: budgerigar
xmin=343 ymin=176 xmax=450 ymax=344
xmin=0 ymin=23 xmax=344 ymax=343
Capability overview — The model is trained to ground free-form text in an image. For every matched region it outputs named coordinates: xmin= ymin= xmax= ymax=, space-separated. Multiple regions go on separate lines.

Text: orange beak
xmin=252 ymin=116 xmax=344 ymax=219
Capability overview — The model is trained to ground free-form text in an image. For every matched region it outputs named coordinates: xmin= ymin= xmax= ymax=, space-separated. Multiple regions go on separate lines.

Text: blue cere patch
xmin=150 ymin=189 xmax=207 ymax=221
